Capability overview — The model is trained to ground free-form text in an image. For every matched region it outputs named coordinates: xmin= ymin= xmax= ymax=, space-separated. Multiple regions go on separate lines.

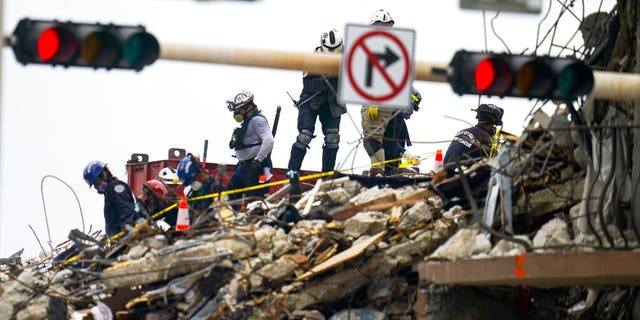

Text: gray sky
xmin=0 ymin=0 xmax=616 ymax=258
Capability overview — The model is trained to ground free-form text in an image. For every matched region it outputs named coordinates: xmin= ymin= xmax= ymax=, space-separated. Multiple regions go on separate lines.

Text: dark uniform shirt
xmin=443 ymin=125 xmax=492 ymax=177
xmin=103 ymin=177 xmax=140 ymax=237
xmin=298 ymin=47 xmax=346 ymax=118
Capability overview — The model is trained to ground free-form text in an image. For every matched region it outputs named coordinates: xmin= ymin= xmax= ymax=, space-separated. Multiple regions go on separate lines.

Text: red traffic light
xmin=11 ymin=18 xmax=159 ymax=71
xmin=36 ymin=26 xmax=78 ymax=63
xmin=474 ymin=56 xmax=512 ymax=95
xmin=475 ymin=58 xmax=495 ymax=91
xmin=448 ymin=50 xmax=593 ymax=101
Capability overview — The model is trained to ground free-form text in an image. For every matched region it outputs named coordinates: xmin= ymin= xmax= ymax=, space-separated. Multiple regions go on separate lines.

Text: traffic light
xmin=447 ymin=50 xmax=594 ymax=101
xmin=10 ymin=18 xmax=160 ymax=71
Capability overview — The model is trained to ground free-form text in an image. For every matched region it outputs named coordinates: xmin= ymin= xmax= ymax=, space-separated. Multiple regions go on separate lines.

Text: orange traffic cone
xmin=433 ymin=149 xmax=444 ymax=173
xmin=176 ymin=196 xmax=190 ymax=231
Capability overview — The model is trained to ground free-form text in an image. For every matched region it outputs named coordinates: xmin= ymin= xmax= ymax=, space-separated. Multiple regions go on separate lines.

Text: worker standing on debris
xmin=226 ymin=90 xmax=274 ymax=201
xmin=83 ymin=161 xmax=142 ymax=237
xmin=382 ymin=89 xmax=422 ymax=175
xmin=287 ymin=28 xmax=346 ymax=173
xmin=361 ymin=10 xmax=422 ymax=176
xmin=136 ymin=179 xmax=178 ymax=228
xmin=177 ymin=154 xmax=222 ymax=213
xmin=442 ymin=103 xmax=504 ymax=178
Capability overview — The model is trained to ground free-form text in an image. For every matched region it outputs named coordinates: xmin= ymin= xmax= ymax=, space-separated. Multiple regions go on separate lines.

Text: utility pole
xmin=158 ymin=42 xmax=640 ymax=102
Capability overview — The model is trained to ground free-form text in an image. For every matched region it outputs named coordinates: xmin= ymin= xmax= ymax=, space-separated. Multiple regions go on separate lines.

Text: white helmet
xmin=226 ymin=90 xmax=254 ymax=111
xmin=158 ymin=167 xmax=180 ymax=185
xmin=370 ymin=9 xmax=394 ymax=26
xmin=320 ymin=28 xmax=343 ymax=53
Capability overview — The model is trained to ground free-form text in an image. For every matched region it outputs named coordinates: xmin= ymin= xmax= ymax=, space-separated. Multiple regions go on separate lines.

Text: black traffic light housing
xmin=10 ymin=18 xmax=160 ymax=71
xmin=448 ymin=50 xmax=594 ymax=101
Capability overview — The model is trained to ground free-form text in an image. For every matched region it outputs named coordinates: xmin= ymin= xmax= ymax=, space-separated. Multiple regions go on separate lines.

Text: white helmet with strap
xmin=226 ymin=90 xmax=255 ymax=111
xmin=320 ymin=28 xmax=343 ymax=53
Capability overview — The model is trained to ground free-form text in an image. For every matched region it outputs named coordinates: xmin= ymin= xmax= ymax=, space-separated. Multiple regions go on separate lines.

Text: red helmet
xmin=144 ymin=179 xmax=167 ymax=199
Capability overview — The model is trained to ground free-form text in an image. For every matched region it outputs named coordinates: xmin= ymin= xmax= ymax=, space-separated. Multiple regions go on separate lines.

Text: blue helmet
xmin=177 ymin=156 xmax=197 ymax=186
xmin=83 ymin=161 xmax=106 ymax=187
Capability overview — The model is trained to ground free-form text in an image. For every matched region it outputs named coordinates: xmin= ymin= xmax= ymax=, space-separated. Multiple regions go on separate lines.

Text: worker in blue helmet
xmin=176 ymin=153 xmax=222 ymax=213
xmin=83 ymin=161 xmax=141 ymax=237
xmin=442 ymin=103 xmax=504 ymax=178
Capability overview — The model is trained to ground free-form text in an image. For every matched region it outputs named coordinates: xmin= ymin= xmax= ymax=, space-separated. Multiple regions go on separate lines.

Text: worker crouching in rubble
xmin=177 ymin=154 xmax=222 ymax=214
xmin=135 ymin=179 xmax=178 ymax=228
xmin=226 ymin=90 xmax=274 ymax=202
xmin=433 ymin=104 xmax=504 ymax=209
xmin=442 ymin=103 xmax=504 ymax=177
xmin=83 ymin=161 xmax=142 ymax=238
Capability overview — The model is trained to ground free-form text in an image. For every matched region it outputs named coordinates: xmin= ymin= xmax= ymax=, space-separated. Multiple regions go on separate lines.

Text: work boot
xmin=369 ymin=167 xmax=384 ymax=177
xmin=322 ymin=148 xmax=338 ymax=172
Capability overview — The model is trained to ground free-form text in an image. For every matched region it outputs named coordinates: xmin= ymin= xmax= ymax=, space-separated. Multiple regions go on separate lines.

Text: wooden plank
xmin=330 ymin=194 xmax=397 ymax=221
xmin=297 ymin=231 xmax=387 ymax=281
xmin=418 ymin=251 xmax=640 ymax=288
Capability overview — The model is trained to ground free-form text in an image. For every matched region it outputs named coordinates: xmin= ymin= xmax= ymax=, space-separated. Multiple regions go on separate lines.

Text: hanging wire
xmin=490 ymin=11 xmax=512 ymax=54
xmin=40 ymin=174 xmax=87 ymax=256
xmin=534 ymin=0 xmax=554 ymax=55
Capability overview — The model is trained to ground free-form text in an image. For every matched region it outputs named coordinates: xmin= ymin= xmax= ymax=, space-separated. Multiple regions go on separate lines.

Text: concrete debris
xmin=0 ymin=150 xmax=637 ymax=320
xmin=489 ymin=235 xmax=531 ymax=257
xmin=428 ymin=227 xmax=491 ymax=261
xmin=532 ymin=217 xmax=571 ymax=249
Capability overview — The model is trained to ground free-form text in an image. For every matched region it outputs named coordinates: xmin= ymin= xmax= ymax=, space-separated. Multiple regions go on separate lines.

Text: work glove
xmin=367 ymin=106 xmax=379 ymax=119
xmin=398 ymin=150 xmax=421 ymax=168
xmin=250 ymin=159 xmax=263 ymax=180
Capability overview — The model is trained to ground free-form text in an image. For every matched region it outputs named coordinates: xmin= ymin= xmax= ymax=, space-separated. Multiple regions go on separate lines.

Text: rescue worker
xmin=136 ymin=179 xmax=178 ymax=227
xmin=176 ymin=154 xmax=222 ymax=214
xmin=287 ymin=28 xmax=346 ymax=173
xmin=226 ymin=90 xmax=274 ymax=201
xmin=442 ymin=103 xmax=504 ymax=178
xmin=83 ymin=161 xmax=141 ymax=237
xmin=382 ymin=90 xmax=422 ymax=175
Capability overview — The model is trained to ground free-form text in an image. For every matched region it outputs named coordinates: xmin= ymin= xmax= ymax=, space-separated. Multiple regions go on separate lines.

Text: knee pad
xmin=294 ymin=129 xmax=314 ymax=150
xmin=324 ymin=128 xmax=340 ymax=149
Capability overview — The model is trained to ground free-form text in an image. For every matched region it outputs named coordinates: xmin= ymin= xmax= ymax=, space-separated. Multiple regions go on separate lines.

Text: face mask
xmin=191 ymin=181 xmax=203 ymax=192
xmin=234 ymin=112 xmax=244 ymax=122
xmin=97 ymin=181 xmax=108 ymax=194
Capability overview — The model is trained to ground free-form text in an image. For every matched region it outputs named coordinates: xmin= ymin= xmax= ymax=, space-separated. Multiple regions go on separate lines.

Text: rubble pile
xmin=0 ymin=176 xmax=464 ymax=319
xmin=1 ymin=108 xmax=639 ymax=318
